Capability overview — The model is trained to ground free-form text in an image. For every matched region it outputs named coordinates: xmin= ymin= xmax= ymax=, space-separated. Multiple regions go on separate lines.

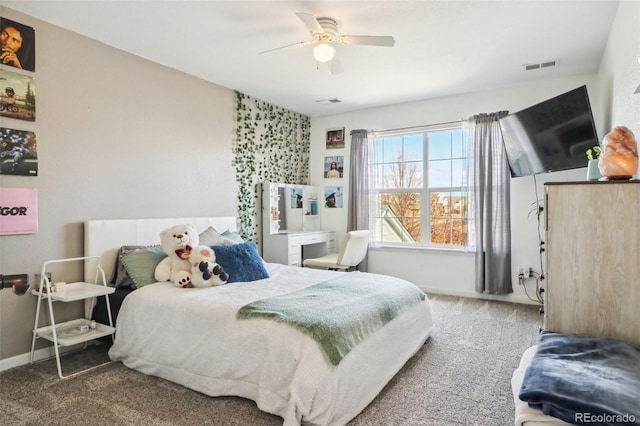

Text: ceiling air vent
xmin=316 ymin=98 xmax=342 ymax=104
xmin=524 ymin=59 xmax=559 ymax=71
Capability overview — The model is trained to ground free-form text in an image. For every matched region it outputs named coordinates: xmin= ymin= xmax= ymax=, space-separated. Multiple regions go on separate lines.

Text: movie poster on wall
xmin=0 ymin=16 xmax=36 ymax=72
xmin=0 ymin=127 xmax=37 ymax=175
xmin=0 ymin=187 xmax=38 ymax=235
xmin=0 ymin=69 xmax=36 ymax=121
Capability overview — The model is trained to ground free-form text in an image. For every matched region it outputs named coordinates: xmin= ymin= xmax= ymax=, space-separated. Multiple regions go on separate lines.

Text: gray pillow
xmin=221 ymin=230 xmax=244 ymax=244
xmin=199 ymin=226 xmax=235 ymax=245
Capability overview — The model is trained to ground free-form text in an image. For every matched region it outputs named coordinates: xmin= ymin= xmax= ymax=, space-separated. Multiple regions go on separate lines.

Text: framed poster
xmin=324 ymin=155 xmax=344 ymax=178
xmin=324 ymin=186 xmax=343 ymax=208
xmin=0 ymin=127 xmax=38 ymax=175
xmin=0 ymin=69 xmax=36 ymax=121
xmin=326 ymin=127 xmax=345 ymax=150
xmin=290 ymin=187 xmax=303 ymax=209
xmin=0 ymin=17 xmax=36 ymax=72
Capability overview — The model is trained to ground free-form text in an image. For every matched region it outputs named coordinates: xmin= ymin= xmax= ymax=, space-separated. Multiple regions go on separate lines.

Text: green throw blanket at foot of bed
xmin=237 ymin=272 xmax=426 ymax=366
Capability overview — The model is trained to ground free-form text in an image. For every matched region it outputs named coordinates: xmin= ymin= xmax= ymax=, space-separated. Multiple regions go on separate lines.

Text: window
xmin=369 ymin=125 xmax=472 ymax=249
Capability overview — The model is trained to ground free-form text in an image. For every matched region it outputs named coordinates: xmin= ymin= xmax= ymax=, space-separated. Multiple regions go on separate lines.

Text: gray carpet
xmin=0 ymin=295 xmax=542 ymax=425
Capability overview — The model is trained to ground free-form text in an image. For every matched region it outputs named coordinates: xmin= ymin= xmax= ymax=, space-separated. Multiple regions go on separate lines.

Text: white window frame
xmin=370 ymin=123 xmax=472 ymax=250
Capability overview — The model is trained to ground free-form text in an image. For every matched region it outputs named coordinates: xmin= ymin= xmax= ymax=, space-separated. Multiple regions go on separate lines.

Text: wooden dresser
xmin=544 ymin=181 xmax=640 ymax=345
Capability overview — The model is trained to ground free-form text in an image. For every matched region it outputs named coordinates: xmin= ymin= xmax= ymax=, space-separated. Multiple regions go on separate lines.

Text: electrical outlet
xmin=519 ymin=267 xmax=531 ymax=278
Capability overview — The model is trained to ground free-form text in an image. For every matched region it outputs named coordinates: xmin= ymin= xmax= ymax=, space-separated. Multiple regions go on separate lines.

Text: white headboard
xmin=84 ymin=217 xmax=238 ymax=283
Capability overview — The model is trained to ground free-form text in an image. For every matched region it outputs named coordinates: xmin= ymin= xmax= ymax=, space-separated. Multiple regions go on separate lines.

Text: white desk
xmin=262 ymin=230 xmax=336 ymax=266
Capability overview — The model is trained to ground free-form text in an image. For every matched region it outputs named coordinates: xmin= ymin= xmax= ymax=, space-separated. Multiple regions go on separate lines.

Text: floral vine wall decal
xmin=234 ymin=92 xmax=310 ymax=242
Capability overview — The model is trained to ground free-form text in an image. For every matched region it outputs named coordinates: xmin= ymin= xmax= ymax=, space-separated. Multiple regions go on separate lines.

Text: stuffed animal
xmin=188 ymin=246 xmax=229 ymax=288
xmin=154 ymin=224 xmax=199 ymax=288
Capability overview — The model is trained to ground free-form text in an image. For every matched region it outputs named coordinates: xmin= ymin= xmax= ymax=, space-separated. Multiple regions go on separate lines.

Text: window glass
xmin=371 ymin=126 xmax=472 ymax=249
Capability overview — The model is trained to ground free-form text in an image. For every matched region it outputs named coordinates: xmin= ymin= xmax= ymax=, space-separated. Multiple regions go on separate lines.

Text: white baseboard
xmin=0 ymin=343 xmax=85 ymax=373
xmin=420 ymin=286 xmax=541 ymax=306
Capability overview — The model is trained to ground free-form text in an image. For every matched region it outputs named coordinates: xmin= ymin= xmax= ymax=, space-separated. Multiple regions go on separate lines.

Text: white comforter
xmin=109 ymin=263 xmax=434 ymax=425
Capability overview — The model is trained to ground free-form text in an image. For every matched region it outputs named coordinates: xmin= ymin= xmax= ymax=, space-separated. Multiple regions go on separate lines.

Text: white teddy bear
xmin=188 ymin=246 xmax=229 ymax=288
xmin=154 ymin=224 xmax=199 ymax=288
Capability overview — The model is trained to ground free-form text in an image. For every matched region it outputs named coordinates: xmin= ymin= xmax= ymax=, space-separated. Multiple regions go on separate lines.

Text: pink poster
xmin=0 ymin=187 xmax=38 ymax=235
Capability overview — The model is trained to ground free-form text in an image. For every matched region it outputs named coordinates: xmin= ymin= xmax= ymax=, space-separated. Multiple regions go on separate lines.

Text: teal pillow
xmin=113 ymin=245 xmax=145 ymax=288
xmin=211 ymin=242 xmax=268 ymax=283
xmin=121 ymin=245 xmax=167 ymax=288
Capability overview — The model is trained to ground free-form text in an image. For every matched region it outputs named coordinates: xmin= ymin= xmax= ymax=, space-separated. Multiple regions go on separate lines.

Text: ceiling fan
xmin=260 ymin=12 xmax=396 ymax=75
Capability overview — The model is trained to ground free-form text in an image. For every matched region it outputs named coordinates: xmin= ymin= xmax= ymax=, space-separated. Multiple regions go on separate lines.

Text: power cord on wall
xmin=520 ymin=174 xmax=545 ymax=307
xmin=518 ymin=269 xmax=544 ymax=304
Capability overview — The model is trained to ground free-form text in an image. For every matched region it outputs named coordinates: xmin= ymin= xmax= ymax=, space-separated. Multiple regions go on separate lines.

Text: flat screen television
xmin=499 ymin=85 xmax=599 ymax=177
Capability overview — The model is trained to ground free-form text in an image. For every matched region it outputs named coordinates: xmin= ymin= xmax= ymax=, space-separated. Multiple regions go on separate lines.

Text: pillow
xmin=221 ymin=230 xmax=244 ymax=244
xmin=211 ymin=242 xmax=269 ymax=283
xmin=120 ymin=245 xmax=167 ymax=288
xmin=199 ymin=226 xmax=235 ymax=246
xmin=112 ymin=245 xmax=145 ymax=288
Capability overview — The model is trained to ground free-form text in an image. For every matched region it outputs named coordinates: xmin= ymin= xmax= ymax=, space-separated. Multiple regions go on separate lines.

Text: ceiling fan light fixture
xmin=313 ymin=43 xmax=335 ymax=63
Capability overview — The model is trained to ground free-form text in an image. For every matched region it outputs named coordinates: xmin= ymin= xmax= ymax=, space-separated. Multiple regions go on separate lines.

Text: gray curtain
xmin=347 ymin=129 xmax=370 ymax=271
xmin=470 ymin=112 xmax=512 ymax=294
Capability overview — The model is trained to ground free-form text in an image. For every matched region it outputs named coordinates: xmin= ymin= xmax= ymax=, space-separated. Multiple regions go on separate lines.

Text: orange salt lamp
xmin=598 ymin=126 xmax=638 ymax=179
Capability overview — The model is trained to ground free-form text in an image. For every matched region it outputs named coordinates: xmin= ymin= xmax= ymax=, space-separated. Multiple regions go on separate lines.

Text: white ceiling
xmin=5 ymin=0 xmax=620 ymax=117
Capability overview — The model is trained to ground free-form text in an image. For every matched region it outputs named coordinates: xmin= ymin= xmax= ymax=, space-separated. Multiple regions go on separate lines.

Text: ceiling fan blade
xmin=340 ymin=35 xmax=396 ymax=47
xmin=328 ymin=57 xmax=344 ymax=75
xmin=296 ymin=12 xmax=324 ymax=34
xmin=259 ymin=40 xmax=313 ymax=55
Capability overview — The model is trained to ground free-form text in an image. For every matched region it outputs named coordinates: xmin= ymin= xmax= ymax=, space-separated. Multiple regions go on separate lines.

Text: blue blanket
xmin=519 ymin=331 xmax=640 ymax=425
xmin=237 ymin=272 xmax=426 ymax=366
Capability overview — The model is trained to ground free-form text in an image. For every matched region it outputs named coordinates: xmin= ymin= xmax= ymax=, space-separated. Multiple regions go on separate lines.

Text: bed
xmin=84 ymin=217 xmax=435 ymax=426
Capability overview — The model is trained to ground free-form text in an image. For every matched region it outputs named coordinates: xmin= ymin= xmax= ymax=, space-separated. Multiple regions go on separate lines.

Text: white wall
xmin=0 ymin=8 xmax=238 ymax=362
xmin=597 ymin=0 xmax=639 ymax=143
xmin=310 ymin=75 xmax=603 ymax=304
